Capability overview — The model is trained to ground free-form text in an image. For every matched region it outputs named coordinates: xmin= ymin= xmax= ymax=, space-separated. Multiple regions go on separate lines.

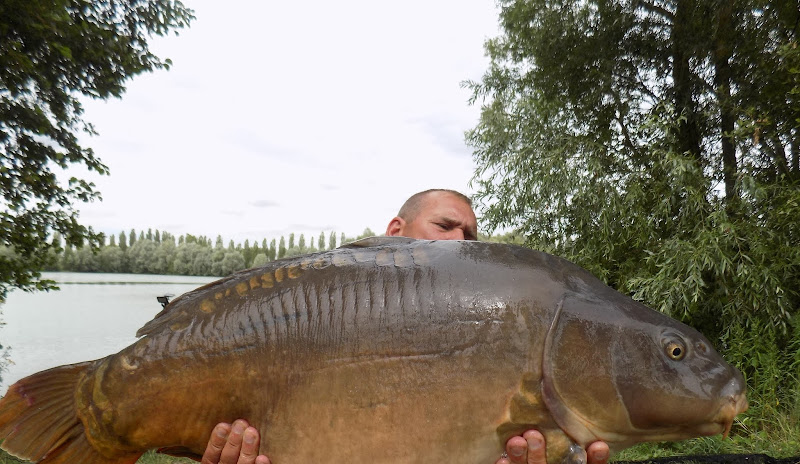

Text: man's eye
xmin=436 ymin=223 xmax=449 ymax=230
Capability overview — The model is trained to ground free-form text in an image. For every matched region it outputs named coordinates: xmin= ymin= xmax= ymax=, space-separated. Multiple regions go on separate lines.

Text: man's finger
xmin=506 ymin=435 xmax=530 ymax=464
xmin=219 ymin=419 xmax=249 ymax=464
xmin=238 ymin=427 xmax=260 ymax=464
xmin=522 ymin=430 xmax=546 ymax=464
xmin=201 ymin=423 xmax=232 ymax=464
xmin=587 ymin=441 xmax=610 ymax=464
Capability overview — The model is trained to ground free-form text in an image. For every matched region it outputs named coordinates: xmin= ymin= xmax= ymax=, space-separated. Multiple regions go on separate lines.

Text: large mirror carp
xmin=0 ymin=237 xmax=748 ymax=464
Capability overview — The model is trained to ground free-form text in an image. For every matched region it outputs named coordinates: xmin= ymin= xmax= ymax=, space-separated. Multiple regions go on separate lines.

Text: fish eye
xmin=665 ymin=341 xmax=686 ymax=360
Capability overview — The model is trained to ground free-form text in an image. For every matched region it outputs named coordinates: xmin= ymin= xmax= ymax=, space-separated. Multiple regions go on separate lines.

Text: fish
xmin=0 ymin=237 xmax=748 ymax=464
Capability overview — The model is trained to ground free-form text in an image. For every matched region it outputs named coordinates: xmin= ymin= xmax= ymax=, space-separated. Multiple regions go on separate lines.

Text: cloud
xmin=250 ymin=200 xmax=280 ymax=208
xmin=409 ymin=114 xmax=475 ymax=159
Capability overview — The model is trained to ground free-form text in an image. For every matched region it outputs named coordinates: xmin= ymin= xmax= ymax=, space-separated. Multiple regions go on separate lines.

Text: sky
xmin=72 ymin=0 xmax=501 ymax=245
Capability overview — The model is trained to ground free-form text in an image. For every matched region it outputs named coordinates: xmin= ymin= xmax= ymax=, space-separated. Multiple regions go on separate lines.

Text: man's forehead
xmin=423 ymin=191 xmax=471 ymax=210
xmin=429 ymin=199 xmax=477 ymax=229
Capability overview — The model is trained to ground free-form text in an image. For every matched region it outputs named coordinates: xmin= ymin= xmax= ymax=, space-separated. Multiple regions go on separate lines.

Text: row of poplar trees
xmin=48 ymin=229 xmax=375 ymax=277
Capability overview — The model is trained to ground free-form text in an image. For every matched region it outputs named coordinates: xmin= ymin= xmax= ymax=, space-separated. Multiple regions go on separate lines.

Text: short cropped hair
xmin=397 ymin=189 xmax=472 ymax=222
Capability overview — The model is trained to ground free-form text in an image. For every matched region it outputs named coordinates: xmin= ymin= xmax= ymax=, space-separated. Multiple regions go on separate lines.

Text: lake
xmin=0 ymin=272 xmax=218 ymax=393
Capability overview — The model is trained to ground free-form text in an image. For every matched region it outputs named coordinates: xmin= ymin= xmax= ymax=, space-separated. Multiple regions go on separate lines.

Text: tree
xmin=127 ymin=239 xmax=159 ymax=274
xmin=288 ymin=233 xmax=295 ymax=250
xmin=191 ymin=247 xmax=213 ymax=276
xmin=97 ymin=246 xmax=125 ymax=273
xmin=211 ymin=242 xmax=226 ymax=277
xmin=162 ymin=231 xmax=175 ymax=246
xmin=328 ymin=231 xmax=336 ymax=250
xmin=243 ymin=239 xmax=253 ymax=267
xmin=278 ymin=237 xmax=286 ymax=259
xmin=0 ymin=0 xmax=194 ymax=299
xmin=318 ymin=232 xmax=325 ymax=251
xmin=468 ymin=0 xmax=800 ymax=432
xmin=152 ymin=239 xmax=176 ymax=274
xmin=252 ymin=253 xmax=268 ymax=267
xmin=72 ymin=246 xmax=100 ymax=272
xmin=220 ymin=251 xmax=245 ymax=276
xmin=173 ymin=242 xmax=202 ymax=276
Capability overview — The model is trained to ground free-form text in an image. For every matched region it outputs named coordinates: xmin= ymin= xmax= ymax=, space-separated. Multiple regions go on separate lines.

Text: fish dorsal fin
xmin=339 ymin=236 xmax=418 ymax=248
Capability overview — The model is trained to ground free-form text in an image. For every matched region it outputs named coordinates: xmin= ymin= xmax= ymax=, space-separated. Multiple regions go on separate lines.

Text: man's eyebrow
xmin=436 ymin=216 xmax=459 ymax=225
xmin=437 ymin=216 xmax=478 ymax=240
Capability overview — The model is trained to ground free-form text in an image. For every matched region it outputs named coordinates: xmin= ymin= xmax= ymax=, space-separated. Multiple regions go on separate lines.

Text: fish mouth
xmin=711 ymin=392 xmax=748 ymax=439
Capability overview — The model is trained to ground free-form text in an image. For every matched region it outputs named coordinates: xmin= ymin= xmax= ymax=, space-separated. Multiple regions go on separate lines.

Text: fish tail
xmin=0 ymin=362 xmax=140 ymax=464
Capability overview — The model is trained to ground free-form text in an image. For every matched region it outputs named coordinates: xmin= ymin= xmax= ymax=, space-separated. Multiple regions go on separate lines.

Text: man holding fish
xmin=202 ymin=189 xmax=612 ymax=464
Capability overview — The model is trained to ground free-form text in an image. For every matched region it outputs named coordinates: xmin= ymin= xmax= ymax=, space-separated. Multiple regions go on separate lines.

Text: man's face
xmin=387 ymin=192 xmax=478 ymax=241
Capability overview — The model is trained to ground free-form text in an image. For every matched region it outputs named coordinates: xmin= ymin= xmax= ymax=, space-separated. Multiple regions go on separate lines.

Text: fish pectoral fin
xmin=157 ymin=446 xmax=203 ymax=460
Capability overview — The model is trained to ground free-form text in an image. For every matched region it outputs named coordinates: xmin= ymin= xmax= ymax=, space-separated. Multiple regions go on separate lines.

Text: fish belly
xmin=80 ymin=325 xmax=535 ymax=463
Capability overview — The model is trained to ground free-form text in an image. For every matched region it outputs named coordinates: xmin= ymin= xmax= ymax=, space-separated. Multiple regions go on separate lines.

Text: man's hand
xmin=495 ymin=430 xmax=610 ymax=464
xmin=201 ymin=420 xmax=270 ymax=464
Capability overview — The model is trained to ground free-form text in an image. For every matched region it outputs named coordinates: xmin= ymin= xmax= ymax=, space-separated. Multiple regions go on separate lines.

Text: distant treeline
xmin=45 ymin=228 xmax=379 ymax=277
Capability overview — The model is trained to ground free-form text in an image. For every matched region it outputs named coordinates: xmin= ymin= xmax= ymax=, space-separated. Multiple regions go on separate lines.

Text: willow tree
xmin=0 ymin=0 xmax=194 ymax=300
xmin=468 ymin=0 xmax=800 ymax=415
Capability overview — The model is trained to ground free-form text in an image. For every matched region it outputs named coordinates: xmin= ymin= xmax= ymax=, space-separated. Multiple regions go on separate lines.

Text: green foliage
xmin=219 ymin=251 xmax=245 ymax=276
xmin=342 ymin=228 xmax=377 ymax=244
xmin=278 ymin=237 xmax=286 ymax=259
xmin=480 ymin=231 xmax=526 ymax=245
xmin=468 ymin=0 xmax=800 ymax=454
xmin=252 ymin=253 xmax=268 ymax=267
xmin=0 ymin=0 xmax=194 ymax=300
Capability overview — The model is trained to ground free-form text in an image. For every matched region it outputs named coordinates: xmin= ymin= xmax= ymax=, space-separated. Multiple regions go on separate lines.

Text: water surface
xmin=0 ymin=272 xmax=217 ymax=393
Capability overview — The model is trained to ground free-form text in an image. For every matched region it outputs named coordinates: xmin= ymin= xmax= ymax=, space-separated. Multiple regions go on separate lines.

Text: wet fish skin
xmin=0 ymin=237 xmax=747 ymax=464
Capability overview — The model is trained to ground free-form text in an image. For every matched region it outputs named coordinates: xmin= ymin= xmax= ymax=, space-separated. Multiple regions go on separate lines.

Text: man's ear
xmin=385 ymin=216 xmax=405 ymax=236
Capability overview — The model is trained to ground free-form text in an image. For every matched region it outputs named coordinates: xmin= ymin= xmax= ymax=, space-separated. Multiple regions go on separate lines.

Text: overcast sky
xmin=72 ymin=0 xmax=501 ymax=245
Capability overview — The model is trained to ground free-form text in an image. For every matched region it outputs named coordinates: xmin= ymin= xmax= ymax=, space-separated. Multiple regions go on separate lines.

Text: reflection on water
xmin=0 ymin=272 xmax=217 ymax=393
